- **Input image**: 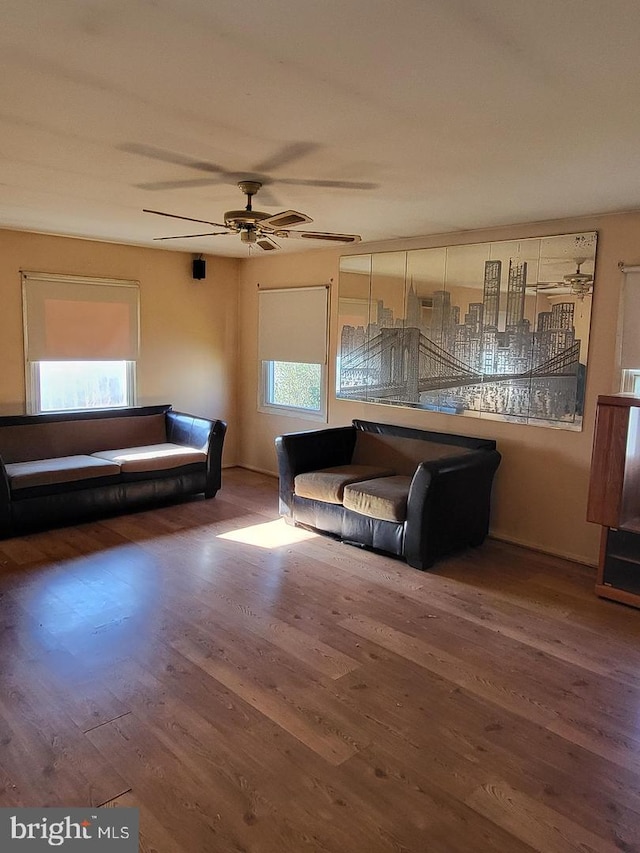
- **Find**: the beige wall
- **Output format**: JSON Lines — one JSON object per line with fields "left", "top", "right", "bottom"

{"left": 237, "top": 212, "right": 640, "bottom": 565}
{"left": 0, "top": 229, "right": 240, "bottom": 464}
{"left": 2, "top": 211, "right": 638, "bottom": 565}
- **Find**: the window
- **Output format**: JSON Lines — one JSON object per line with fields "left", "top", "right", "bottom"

{"left": 258, "top": 286, "right": 328, "bottom": 420}
{"left": 622, "top": 370, "right": 640, "bottom": 395}
{"left": 263, "top": 360, "right": 324, "bottom": 414}
{"left": 22, "top": 272, "right": 139, "bottom": 414}
{"left": 35, "top": 361, "right": 135, "bottom": 412}
{"left": 619, "top": 269, "right": 640, "bottom": 392}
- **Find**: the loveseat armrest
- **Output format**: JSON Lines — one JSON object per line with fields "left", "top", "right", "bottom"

{"left": 275, "top": 426, "right": 356, "bottom": 517}
{"left": 166, "top": 411, "right": 227, "bottom": 498}
{"left": 0, "top": 455, "right": 11, "bottom": 535}
{"left": 404, "top": 449, "right": 501, "bottom": 570}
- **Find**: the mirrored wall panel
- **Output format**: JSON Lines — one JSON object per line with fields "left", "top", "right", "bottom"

{"left": 337, "top": 231, "right": 597, "bottom": 430}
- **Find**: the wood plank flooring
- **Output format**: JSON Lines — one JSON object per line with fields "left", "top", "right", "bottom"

{"left": 1, "top": 467, "right": 639, "bottom": 852}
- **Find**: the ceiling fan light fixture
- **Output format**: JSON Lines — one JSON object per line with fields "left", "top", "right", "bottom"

{"left": 241, "top": 229, "right": 257, "bottom": 244}
{"left": 570, "top": 282, "right": 593, "bottom": 299}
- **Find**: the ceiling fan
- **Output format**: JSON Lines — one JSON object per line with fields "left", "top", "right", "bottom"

{"left": 537, "top": 258, "right": 595, "bottom": 298}
{"left": 121, "top": 141, "right": 378, "bottom": 199}
{"left": 144, "top": 180, "right": 361, "bottom": 251}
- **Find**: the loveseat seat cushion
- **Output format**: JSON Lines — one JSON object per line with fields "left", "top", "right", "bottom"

{"left": 343, "top": 475, "right": 412, "bottom": 522}
{"left": 294, "top": 464, "right": 395, "bottom": 504}
{"left": 91, "top": 443, "right": 207, "bottom": 473}
{"left": 5, "top": 455, "right": 121, "bottom": 490}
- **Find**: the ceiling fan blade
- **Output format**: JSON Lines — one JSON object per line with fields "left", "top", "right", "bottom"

{"left": 143, "top": 208, "right": 228, "bottom": 228}
{"left": 257, "top": 236, "right": 280, "bottom": 251}
{"left": 137, "top": 178, "right": 224, "bottom": 191}
{"left": 277, "top": 178, "right": 378, "bottom": 190}
{"left": 277, "top": 230, "right": 361, "bottom": 243}
{"left": 259, "top": 209, "right": 313, "bottom": 229}
{"left": 153, "top": 231, "right": 230, "bottom": 241}
{"left": 120, "top": 143, "right": 229, "bottom": 175}
{"left": 252, "top": 142, "right": 319, "bottom": 174}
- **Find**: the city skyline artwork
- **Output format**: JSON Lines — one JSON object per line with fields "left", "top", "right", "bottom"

{"left": 337, "top": 231, "right": 597, "bottom": 430}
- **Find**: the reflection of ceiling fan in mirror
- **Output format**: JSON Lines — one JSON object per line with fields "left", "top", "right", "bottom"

{"left": 537, "top": 258, "right": 594, "bottom": 299}
{"left": 144, "top": 180, "right": 362, "bottom": 251}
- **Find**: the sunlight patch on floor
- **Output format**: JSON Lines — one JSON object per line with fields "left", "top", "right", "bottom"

{"left": 217, "top": 519, "right": 317, "bottom": 549}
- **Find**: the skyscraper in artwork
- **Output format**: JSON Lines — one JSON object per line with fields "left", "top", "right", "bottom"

{"left": 505, "top": 260, "right": 527, "bottom": 328}
{"left": 482, "top": 260, "right": 501, "bottom": 328}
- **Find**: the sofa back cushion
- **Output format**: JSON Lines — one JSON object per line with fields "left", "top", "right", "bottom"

{"left": 352, "top": 430, "right": 473, "bottom": 475}
{"left": 0, "top": 414, "right": 167, "bottom": 463}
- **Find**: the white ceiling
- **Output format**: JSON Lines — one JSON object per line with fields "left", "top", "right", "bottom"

{"left": 3, "top": 0, "right": 640, "bottom": 258}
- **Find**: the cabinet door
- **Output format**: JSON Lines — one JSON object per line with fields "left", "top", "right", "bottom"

{"left": 587, "top": 403, "right": 629, "bottom": 527}
{"left": 602, "top": 528, "right": 640, "bottom": 597}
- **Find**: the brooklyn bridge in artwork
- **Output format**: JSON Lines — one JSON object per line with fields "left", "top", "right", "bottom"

{"left": 337, "top": 234, "right": 596, "bottom": 429}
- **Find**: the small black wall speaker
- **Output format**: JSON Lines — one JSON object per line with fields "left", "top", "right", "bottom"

{"left": 192, "top": 258, "right": 206, "bottom": 280}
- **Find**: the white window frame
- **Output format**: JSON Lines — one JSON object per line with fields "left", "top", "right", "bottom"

{"left": 618, "top": 267, "right": 640, "bottom": 393}
{"left": 621, "top": 369, "right": 640, "bottom": 395}
{"left": 257, "top": 285, "right": 329, "bottom": 422}
{"left": 22, "top": 272, "right": 140, "bottom": 414}
{"left": 28, "top": 360, "right": 137, "bottom": 414}
{"left": 259, "top": 360, "right": 327, "bottom": 421}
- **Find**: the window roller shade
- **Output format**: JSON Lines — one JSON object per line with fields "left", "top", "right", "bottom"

{"left": 621, "top": 271, "right": 640, "bottom": 370}
{"left": 23, "top": 273, "right": 140, "bottom": 361}
{"left": 258, "top": 286, "right": 328, "bottom": 364}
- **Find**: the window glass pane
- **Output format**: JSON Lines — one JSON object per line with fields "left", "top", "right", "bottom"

{"left": 38, "top": 361, "right": 130, "bottom": 412}
{"left": 621, "top": 369, "right": 640, "bottom": 394}
{"left": 268, "top": 361, "right": 321, "bottom": 411}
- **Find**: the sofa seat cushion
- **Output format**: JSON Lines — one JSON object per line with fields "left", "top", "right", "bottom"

{"left": 343, "top": 475, "right": 412, "bottom": 522}
{"left": 5, "top": 455, "right": 121, "bottom": 490}
{"left": 294, "top": 465, "right": 395, "bottom": 504}
{"left": 91, "top": 443, "right": 207, "bottom": 473}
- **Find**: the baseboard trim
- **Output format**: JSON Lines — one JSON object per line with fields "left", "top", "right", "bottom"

{"left": 234, "top": 463, "right": 278, "bottom": 478}
{"left": 489, "top": 532, "right": 597, "bottom": 568}
{"left": 225, "top": 469, "right": 598, "bottom": 567}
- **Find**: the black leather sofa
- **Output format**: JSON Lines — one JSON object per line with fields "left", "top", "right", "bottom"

{"left": 0, "top": 405, "right": 226, "bottom": 537}
{"left": 275, "top": 419, "right": 501, "bottom": 569}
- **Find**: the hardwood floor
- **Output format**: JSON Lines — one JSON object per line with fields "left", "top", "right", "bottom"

{"left": 1, "top": 467, "right": 640, "bottom": 852}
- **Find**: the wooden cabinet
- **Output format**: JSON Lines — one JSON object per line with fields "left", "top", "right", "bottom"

{"left": 587, "top": 394, "right": 640, "bottom": 607}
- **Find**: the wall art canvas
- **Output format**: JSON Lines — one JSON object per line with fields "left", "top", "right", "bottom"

{"left": 337, "top": 231, "right": 597, "bottom": 430}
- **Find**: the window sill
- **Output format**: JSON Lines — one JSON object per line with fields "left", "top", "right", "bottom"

{"left": 258, "top": 403, "right": 327, "bottom": 423}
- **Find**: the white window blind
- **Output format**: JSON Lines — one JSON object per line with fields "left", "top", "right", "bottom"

{"left": 620, "top": 271, "right": 640, "bottom": 370}
{"left": 258, "top": 286, "right": 328, "bottom": 364}
{"left": 22, "top": 272, "right": 140, "bottom": 362}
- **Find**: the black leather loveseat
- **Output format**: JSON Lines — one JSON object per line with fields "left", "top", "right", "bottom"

{"left": 276, "top": 419, "right": 501, "bottom": 569}
{"left": 0, "top": 404, "right": 226, "bottom": 537}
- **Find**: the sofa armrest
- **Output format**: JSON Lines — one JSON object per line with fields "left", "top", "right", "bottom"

{"left": 0, "top": 455, "right": 11, "bottom": 536}
{"left": 404, "top": 449, "right": 501, "bottom": 570}
{"left": 166, "top": 411, "right": 227, "bottom": 498}
{"left": 275, "top": 426, "right": 356, "bottom": 517}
